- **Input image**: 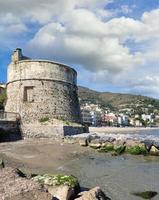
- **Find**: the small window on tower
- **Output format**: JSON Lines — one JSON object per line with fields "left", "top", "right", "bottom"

{"left": 23, "top": 86, "right": 34, "bottom": 102}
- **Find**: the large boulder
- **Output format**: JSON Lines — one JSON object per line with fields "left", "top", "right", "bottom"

{"left": 150, "top": 145, "right": 159, "bottom": 156}
{"left": 153, "top": 141, "right": 159, "bottom": 150}
{"left": 89, "top": 139, "right": 102, "bottom": 149}
{"left": 33, "top": 174, "right": 80, "bottom": 200}
{"left": 48, "top": 185, "right": 75, "bottom": 200}
{"left": 142, "top": 140, "right": 154, "bottom": 152}
{"left": 126, "top": 144, "right": 147, "bottom": 155}
{"left": 79, "top": 138, "right": 88, "bottom": 147}
{"left": 75, "top": 187, "right": 110, "bottom": 200}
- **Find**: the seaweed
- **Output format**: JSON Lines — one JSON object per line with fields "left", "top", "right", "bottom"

{"left": 131, "top": 191, "right": 158, "bottom": 199}
{"left": 127, "top": 145, "right": 147, "bottom": 155}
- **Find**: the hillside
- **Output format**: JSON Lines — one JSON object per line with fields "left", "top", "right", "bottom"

{"left": 78, "top": 86, "right": 159, "bottom": 115}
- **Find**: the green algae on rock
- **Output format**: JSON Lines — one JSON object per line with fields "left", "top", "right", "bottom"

{"left": 33, "top": 174, "right": 79, "bottom": 187}
{"left": 126, "top": 145, "right": 147, "bottom": 155}
{"left": 97, "top": 144, "right": 114, "bottom": 152}
{"left": 131, "top": 191, "right": 158, "bottom": 199}
{"left": 114, "top": 145, "right": 126, "bottom": 155}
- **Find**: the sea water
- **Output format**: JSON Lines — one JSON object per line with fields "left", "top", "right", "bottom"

{"left": 59, "top": 129, "right": 159, "bottom": 200}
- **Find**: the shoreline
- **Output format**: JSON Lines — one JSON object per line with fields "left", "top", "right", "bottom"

{"left": 89, "top": 126, "right": 159, "bottom": 133}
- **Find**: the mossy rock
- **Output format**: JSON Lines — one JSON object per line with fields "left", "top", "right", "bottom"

{"left": 126, "top": 145, "right": 147, "bottom": 155}
{"left": 132, "top": 191, "right": 158, "bottom": 199}
{"left": 97, "top": 147, "right": 109, "bottom": 153}
{"left": 114, "top": 146, "right": 126, "bottom": 155}
{"left": 89, "top": 144, "right": 101, "bottom": 149}
{"left": 103, "top": 144, "right": 114, "bottom": 151}
{"left": 97, "top": 145, "right": 114, "bottom": 153}
{"left": 33, "top": 174, "right": 79, "bottom": 188}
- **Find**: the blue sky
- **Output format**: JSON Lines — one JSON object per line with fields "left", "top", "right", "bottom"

{"left": 1, "top": 0, "right": 159, "bottom": 98}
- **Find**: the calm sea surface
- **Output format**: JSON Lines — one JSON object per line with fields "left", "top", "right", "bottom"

{"left": 59, "top": 129, "right": 159, "bottom": 200}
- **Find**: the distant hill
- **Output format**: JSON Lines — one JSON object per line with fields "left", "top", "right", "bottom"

{"left": 78, "top": 86, "right": 159, "bottom": 115}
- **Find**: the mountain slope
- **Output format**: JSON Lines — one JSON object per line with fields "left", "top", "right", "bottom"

{"left": 78, "top": 86, "right": 159, "bottom": 114}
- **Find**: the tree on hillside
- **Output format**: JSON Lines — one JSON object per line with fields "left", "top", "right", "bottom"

{"left": 0, "top": 89, "right": 7, "bottom": 110}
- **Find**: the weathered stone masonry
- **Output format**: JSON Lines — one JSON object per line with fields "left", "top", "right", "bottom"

{"left": 5, "top": 49, "right": 83, "bottom": 137}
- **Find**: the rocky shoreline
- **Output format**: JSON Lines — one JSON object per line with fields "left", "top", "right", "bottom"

{"left": 69, "top": 133, "right": 159, "bottom": 156}
{"left": 0, "top": 166, "right": 110, "bottom": 200}
{"left": 0, "top": 129, "right": 159, "bottom": 200}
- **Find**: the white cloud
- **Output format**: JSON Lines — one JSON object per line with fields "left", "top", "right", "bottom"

{"left": 121, "top": 5, "right": 133, "bottom": 14}
{"left": 1, "top": 0, "right": 159, "bottom": 97}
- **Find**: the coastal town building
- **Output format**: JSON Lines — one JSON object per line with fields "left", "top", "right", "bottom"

{"left": 91, "top": 110, "right": 102, "bottom": 126}
{"left": 81, "top": 103, "right": 102, "bottom": 126}
{"left": 81, "top": 109, "right": 92, "bottom": 125}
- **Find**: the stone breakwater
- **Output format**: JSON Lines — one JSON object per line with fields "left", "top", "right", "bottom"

{"left": 0, "top": 166, "right": 110, "bottom": 200}
{"left": 69, "top": 133, "right": 159, "bottom": 156}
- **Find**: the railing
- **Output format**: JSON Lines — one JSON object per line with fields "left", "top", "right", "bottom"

{"left": 0, "top": 111, "right": 20, "bottom": 122}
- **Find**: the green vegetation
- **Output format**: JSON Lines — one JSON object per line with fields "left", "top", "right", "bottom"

{"left": 97, "top": 145, "right": 125, "bottom": 155}
{"left": 38, "top": 117, "right": 50, "bottom": 123}
{"left": 33, "top": 174, "right": 79, "bottom": 187}
{"left": 97, "top": 144, "right": 114, "bottom": 153}
{"left": 0, "top": 89, "right": 7, "bottom": 110}
{"left": 78, "top": 86, "right": 159, "bottom": 114}
{"left": 131, "top": 191, "right": 158, "bottom": 199}
{"left": 126, "top": 145, "right": 147, "bottom": 155}
{"left": 114, "top": 146, "right": 126, "bottom": 155}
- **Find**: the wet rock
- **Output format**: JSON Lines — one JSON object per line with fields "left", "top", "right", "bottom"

{"left": 126, "top": 144, "right": 147, "bottom": 155}
{"left": 86, "top": 134, "right": 100, "bottom": 144}
{"left": 150, "top": 146, "right": 159, "bottom": 156}
{"left": 16, "top": 168, "right": 38, "bottom": 179}
{"left": 89, "top": 139, "right": 102, "bottom": 149}
{"left": 114, "top": 145, "right": 126, "bottom": 155}
{"left": 79, "top": 138, "right": 88, "bottom": 147}
{"left": 107, "top": 137, "right": 116, "bottom": 143}
{"left": 101, "top": 142, "right": 114, "bottom": 150}
{"left": 125, "top": 139, "right": 141, "bottom": 147}
{"left": 75, "top": 186, "right": 111, "bottom": 200}
{"left": 48, "top": 185, "right": 76, "bottom": 200}
{"left": 142, "top": 140, "right": 154, "bottom": 152}
{"left": 113, "top": 140, "right": 126, "bottom": 155}
{"left": 113, "top": 140, "right": 126, "bottom": 146}
{"left": 33, "top": 174, "right": 80, "bottom": 199}
{"left": 132, "top": 191, "right": 158, "bottom": 199}
{"left": 153, "top": 141, "right": 159, "bottom": 150}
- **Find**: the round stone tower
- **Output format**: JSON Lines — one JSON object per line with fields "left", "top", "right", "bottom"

{"left": 5, "top": 49, "right": 82, "bottom": 137}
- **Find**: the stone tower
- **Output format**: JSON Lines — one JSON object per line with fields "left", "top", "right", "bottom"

{"left": 5, "top": 49, "right": 83, "bottom": 137}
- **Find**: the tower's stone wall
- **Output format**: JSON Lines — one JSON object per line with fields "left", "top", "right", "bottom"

{"left": 5, "top": 49, "right": 82, "bottom": 127}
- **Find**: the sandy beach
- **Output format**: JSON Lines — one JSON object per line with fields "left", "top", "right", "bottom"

{"left": 0, "top": 138, "right": 91, "bottom": 173}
